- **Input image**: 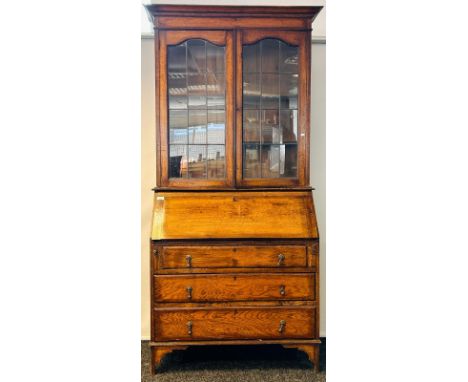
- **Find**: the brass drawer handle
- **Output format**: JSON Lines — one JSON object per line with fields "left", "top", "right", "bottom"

{"left": 278, "top": 320, "right": 286, "bottom": 334}
{"left": 186, "top": 255, "right": 192, "bottom": 268}
{"left": 279, "top": 285, "right": 286, "bottom": 296}
{"left": 186, "top": 286, "right": 192, "bottom": 300}
{"left": 187, "top": 321, "right": 193, "bottom": 336}
{"left": 278, "top": 253, "right": 285, "bottom": 266}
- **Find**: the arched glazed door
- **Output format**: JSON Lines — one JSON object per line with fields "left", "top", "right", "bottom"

{"left": 158, "top": 31, "right": 235, "bottom": 188}
{"left": 236, "top": 30, "right": 310, "bottom": 187}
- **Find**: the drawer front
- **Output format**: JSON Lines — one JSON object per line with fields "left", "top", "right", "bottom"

{"left": 154, "top": 307, "right": 316, "bottom": 341}
{"left": 154, "top": 273, "right": 314, "bottom": 302}
{"left": 160, "top": 245, "right": 307, "bottom": 269}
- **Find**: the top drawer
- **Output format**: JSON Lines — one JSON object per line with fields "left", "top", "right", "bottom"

{"left": 159, "top": 245, "right": 308, "bottom": 270}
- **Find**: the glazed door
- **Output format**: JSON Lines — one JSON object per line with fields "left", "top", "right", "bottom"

{"left": 158, "top": 30, "right": 235, "bottom": 188}
{"left": 236, "top": 30, "right": 310, "bottom": 187}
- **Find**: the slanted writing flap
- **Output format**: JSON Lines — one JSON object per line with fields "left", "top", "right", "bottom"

{"left": 151, "top": 191, "right": 318, "bottom": 240}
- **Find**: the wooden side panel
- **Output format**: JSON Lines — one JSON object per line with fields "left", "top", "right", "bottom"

{"left": 154, "top": 306, "right": 316, "bottom": 340}
{"left": 153, "top": 273, "right": 315, "bottom": 302}
{"left": 151, "top": 191, "right": 318, "bottom": 240}
{"left": 161, "top": 245, "right": 307, "bottom": 269}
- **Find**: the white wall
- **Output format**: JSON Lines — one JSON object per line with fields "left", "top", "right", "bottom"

{"left": 141, "top": 2, "right": 326, "bottom": 339}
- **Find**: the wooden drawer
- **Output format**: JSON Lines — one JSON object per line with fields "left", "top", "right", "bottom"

{"left": 154, "top": 273, "right": 314, "bottom": 302}
{"left": 159, "top": 245, "right": 308, "bottom": 269}
{"left": 154, "top": 306, "right": 316, "bottom": 341}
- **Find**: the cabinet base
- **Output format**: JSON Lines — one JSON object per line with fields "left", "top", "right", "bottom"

{"left": 150, "top": 339, "right": 321, "bottom": 374}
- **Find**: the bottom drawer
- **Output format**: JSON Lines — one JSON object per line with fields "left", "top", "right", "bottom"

{"left": 153, "top": 306, "right": 316, "bottom": 341}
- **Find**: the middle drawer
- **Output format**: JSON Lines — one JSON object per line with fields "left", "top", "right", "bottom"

{"left": 154, "top": 273, "right": 315, "bottom": 303}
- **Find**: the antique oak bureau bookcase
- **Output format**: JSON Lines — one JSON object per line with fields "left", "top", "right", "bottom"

{"left": 145, "top": 4, "right": 322, "bottom": 373}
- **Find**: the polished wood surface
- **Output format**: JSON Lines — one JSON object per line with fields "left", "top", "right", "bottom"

{"left": 153, "top": 306, "right": 316, "bottom": 341}
{"left": 146, "top": 4, "right": 322, "bottom": 374}
{"left": 154, "top": 273, "right": 315, "bottom": 302}
{"left": 145, "top": 5, "right": 322, "bottom": 31}
{"left": 151, "top": 191, "right": 318, "bottom": 240}
{"left": 160, "top": 244, "right": 308, "bottom": 269}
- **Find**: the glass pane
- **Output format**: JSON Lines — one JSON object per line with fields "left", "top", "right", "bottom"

{"left": 188, "top": 145, "right": 207, "bottom": 178}
{"left": 261, "top": 74, "right": 279, "bottom": 109}
{"left": 243, "top": 110, "right": 260, "bottom": 143}
{"left": 207, "top": 73, "right": 225, "bottom": 108}
{"left": 261, "top": 144, "right": 280, "bottom": 178}
{"left": 207, "top": 43, "right": 225, "bottom": 73}
{"left": 207, "top": 145, "right": 225, "bottom": 178}
{"left": 282, "top": 144, "right": 297, "bottom": 177}
{"left": 168, "top": 43, "right": 186, "bottom": 73}
{"left": 280, "top": 110, "right": 298, "bottom": 143}
{"left": 188, "top": 110, "right": 207, "bottom": 144}
{"left": 279, "top": 41, "right": 299, "bottom": 73}
{"left": 261, "top": 110, "right": 281, "bottom": 144}
{"left": 168, "top": 38, "right": 226, "bottom": 182}
{"left": 280, "top": 73, "right": 298, "bottom": 109}
{"left": 168, "top": 74, "right": 187, "bottom": 109}
{"left": 207, "top": 110, "right": 225, "bottom": 144}
{"left": 188, "top": 73, "right": 206, "bottom": 108}
{"left": 169, "top": 145, "right": 188, "bottom": 178}
{"left": 187, "top": 40, "right": 206, "bottom": 73}
{"left": 169, "top": 110, "right": 188, "bottom": 144}
{"left": 243, "top": 74, "right": 260, "bottom": 109}
{"left": 261, "top": 39, "right": 279, "bottom": 73}
{"left": 243, "top": 44, "right": 260, "bottom": 73}
{"left": 242, "top": 38, "right": 299, "bottom": 180}
{"left": 243, "top": 144, "right": 260, "bottom": 178}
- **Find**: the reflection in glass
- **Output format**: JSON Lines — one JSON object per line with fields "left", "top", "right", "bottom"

{"left": 207, "top": 110, "right": 225, "bottom": 144}
{"left": 280, "top": 110, "right": 298, "bottom": 143}
{"left": 187, "top": 40, "right": 206, "bottom": 73}
{"left": 168, "top": 43, "right": 186, "bottom": 73}
{"left": 188, "top": 145, "right": 207, "bottom": 178}
{"left": 207, "top": 73, "right": 225, "bottom": 108}
{"left": 188, "top": 73, "right": 206, "bottom": 108}
{"left": 261, "top": 74, "right": 279, "bottom": 109}
{"left": 243, "top": 43, "right": 260, "bottom": 73}
{"left": 168, "top": 39, "right": 226, "bottom": 179}
{"left": 243, "top": 110, "right": 260, "bottom": 143}
{"left": 169, "top": 145, "right": 188, "bottom": 178}
{"left": 243, "top": 74, "right": 260, "bottom": 109}
{"left": 261, "top": 144, "right": 280, "bottom": 178}
{"left": 283, "top": 144, "right": 298, "bottom": 177}
{"left": 168, "top": 74, "right": 187, "bottom": 109}
{"left": 279, "top": 41, "right": 299, "bottom": 73}
{"left": 261, "top": 110, "right": 280, "bottom": 144}
{"left": 261, "top": 39, "right": 279, "bottom": 73}
{"left": 169, "top": 110, "right": 188, "bottom": 144}
{"left": 188, "top": 110, "right": 206, "bottom": 144}
{"left": 243, "top": 144, "right": 260, "bottom": 179}
{"left": 207, "top": 145, "right": 225, "bottom": 178}
{"left": 207, "top": 44, "right": 225, "bottom": 73}
{"left": 242, "top": 38, "right": 299, "bottom": 179}
{"left": 280, "top": 74, "right": 298, "bottom": 109}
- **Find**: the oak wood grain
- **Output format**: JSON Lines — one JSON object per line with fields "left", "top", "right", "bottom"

{"left": 153, "top": 306, "right": 316, "bottom": 341}
{"left": 151, "top": 191, "right": 318, "bottom": 240}
{"left": 160, "top": 245, "right": 307, "bottom": 269}
{"left": 153, "top": 273, "right": 315, "bottom": 302}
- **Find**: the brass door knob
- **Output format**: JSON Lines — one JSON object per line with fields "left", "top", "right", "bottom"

{"left": 277, "top": 253, "right": 285, "bottom": 266}
{"left": 186, "top": 286, "right": 193, "bottom": 300}
{"left": 278, "top": 320, "right": 286, "bottom": 333}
